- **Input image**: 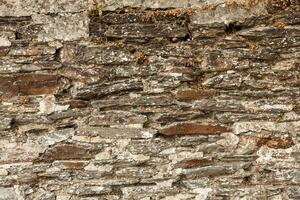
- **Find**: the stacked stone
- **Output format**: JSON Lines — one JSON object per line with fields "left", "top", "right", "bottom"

{"left": 0, "top": 0, "right": 300, "bottom": 199}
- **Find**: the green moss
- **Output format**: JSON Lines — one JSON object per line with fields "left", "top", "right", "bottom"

{"left": 275, "top": 114, "right": 284, "bottom": 122}
{"left": 90, "top": 36, "right": 105, "bottom": 44}
{"left": 96, "top": 0, "right": 104, "bottom": 16}
{"left": 90, "top": 0, "right": 104, "bottom": 16}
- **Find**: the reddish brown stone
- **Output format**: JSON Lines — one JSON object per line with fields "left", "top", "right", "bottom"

{"left": 256, "top": 137, "right": 294, "bottom": 149}
{"left": 17, "top": 74, "right": 58, "bottom": 95}
{"left": 19, "top": 96, "right": 31, "bottom": 104}
{"left": 0, "top": 48, "right": 9, "bottom": 56}
{"left": 174, "top": 159, "right": 214, "bottom": 169}
{"left": 0, "top": 74, "right": 58, "bottom": 97}
{"left": 61, "top": 161, "right": 87, "bottom": 170}
{"left": 294, "top": 104, "right": 300, "bottom": 110}
{"left": 15, "top": 174, "right": 39, "bottom": 185}
{"left": 160, "top": 123, "right": 230, "bottom": 136}
{"left": 266, "top": 137, "right": 294, "bottom": 149}
{"left": 176, "top": 89, "right": 213, "bottom": 101}
{"left": 0, "top": 76, "right": 17, "bottom": 97}
{"left": 67, "top": 100, "right": 89, "bottom": 108}
{"left": 2, "top": 174, "right": 39, "bottom": 187}
{"left": 36, "top": 144, "right": 100, "bottom": 162}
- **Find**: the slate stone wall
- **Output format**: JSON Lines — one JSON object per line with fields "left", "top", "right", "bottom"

{"left": 0, "top": 0, "right": 300, "bottom": 199}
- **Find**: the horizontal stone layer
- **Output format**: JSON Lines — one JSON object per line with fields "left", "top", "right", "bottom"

{"left": 0, "top": 0, "right": 300, "bottom": 199}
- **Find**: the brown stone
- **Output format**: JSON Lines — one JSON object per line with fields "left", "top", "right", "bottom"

{"left": 36, "top": 144, "right": 100, "bottom": 162}
{"left": 160, "top": 123, "right": 230, "bottom": 136}
{"left": 176, "top": 89, "right": 213, "bottom": 101}
{"left": 0, "top": 74, "right": 58, "bottom": 97}
{"left": 61, "top": 161, "right": 87, "bottom": 170}
{"left": 174, "top": 159, "right": 214, "bottom": 169}
{"left": 257, "top": 137, "right": 294, "bottom": 149}
{"left": 60, "top": 44, "right": 76, "bottom": 62}
{"left": 67, "top": 100, "right": 89, "bottom": 108}
{"left": 15, "top": 174, "right": 39, "bottom": 185}
{"left": 0, "top": 48, "right": 9, "bottom": 56}
{"left": 19, "top": 96, "right": 31, "bottom": 104}
{"left": 3, "top": 174, "right": 39, "bottom": 187}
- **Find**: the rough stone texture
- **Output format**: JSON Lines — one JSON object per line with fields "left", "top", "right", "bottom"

{"left": 0, "top": 0, "right": 300, "bottom": 199}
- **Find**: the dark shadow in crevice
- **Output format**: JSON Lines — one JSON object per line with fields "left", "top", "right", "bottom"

{"left": 224, "top": 22, "right": 243, "bottom": 33}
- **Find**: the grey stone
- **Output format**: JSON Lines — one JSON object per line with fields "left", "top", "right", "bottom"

{"left": 89, "top": 111, "right": 147, "bottom": 127}
{"left": 233, "top": 121, "right": 300, "bottom": 135}
{"left": 0, "top": 117, "right": 12, "bottom": 131}
{"left": 77, "top": 126, "right": 157, "bottom": 138}
{"left": 0, "top": 0, "right": 92, "bottom": 16}
{"left": 0, "top": 37, "right": 11, "bottom": 47}
{"left": 0, "top": 0, "right": 299, "bottom": 199}
{"left": 32, "top": 13, "right": 89, "bottom": 41}
{"left": 183, "top": 165, "right": 233, "bottom": 178}
{"left": 191, "top": 1, "right": 267, "bottom": 25}
{"left": 0, "top": 187, "right": 17, "bottom": 200}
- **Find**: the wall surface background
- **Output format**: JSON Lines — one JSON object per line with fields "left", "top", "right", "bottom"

{"left": 0, "top": 0, "right": 300, "bottom": 199}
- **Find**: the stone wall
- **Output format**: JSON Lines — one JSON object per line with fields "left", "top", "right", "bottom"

{"left": 0, "top": 0, "right": 300, "bottom": 199}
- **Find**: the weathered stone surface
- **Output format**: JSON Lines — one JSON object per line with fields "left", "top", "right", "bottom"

{"left": 102, "top": 0, "right": 196, "bottom": 10}
{"left": 183, "top": 165, "right": 234, "bottom": 178}
{"left": 174, "top": 159, "right": 214, "bottom": 169}
{"left": 0, "top": 37, "right": 11, "bottom": 47}
{"left": 0, "top": 74, "right": 59, "bottom": 98}
{"left": 0, "top": 0, "right": 91, "bottom": 16}
{"left": 191, "top": 1, "right": 268, "bottom": 25}
{"left": 32, "top": 13, "right": 89, "bottom": 41}
{"left": 38, "top": 95, "right": 69, "bottom": 115}
{"left": 175, "top": 89, "right": 214, "bottom": 101}
{"left": 77, "top": 126, "right": 156, "bottom": 138}
{"left": 0, "top": 0, "right": 299, "bottom": 199}
{"left": 233, "top": 121, "right": 300, "bottom": 135}
{"left": 37, "top": 143, "right": 101, "bottom": 162}
{"left": 0, "top": 117, "right": 13, "bottom": 131}
{"left": 71, "top": 78, "right": 143, "bottom": 100}
{"left": 160, "top": 123, "right": 230, "bottom": 136}
{"left": 89, "top": 110, "right": 147, "bottom": 127}
{"left": 104, "top": 23, "right": 188, "bottom": 39}
{"left": 0, "top": 187, "right": 17, "bottom": 200}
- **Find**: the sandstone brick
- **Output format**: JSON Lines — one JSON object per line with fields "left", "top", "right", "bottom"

{"left": 160, "top": 123, "right": 230, "bottom": 136}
